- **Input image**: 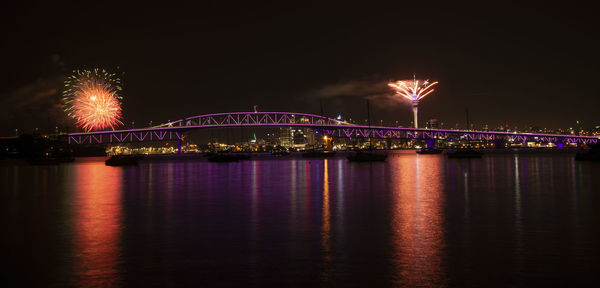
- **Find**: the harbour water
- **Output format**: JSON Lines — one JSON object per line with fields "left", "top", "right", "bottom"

{"left": 2, "top": 151, "right": 599, "bottom": 286}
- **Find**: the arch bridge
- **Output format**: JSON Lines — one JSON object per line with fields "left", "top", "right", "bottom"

{"left": 65, "top": 111, "right": 599, "bottom": 148}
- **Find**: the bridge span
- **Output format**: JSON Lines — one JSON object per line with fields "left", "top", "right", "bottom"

{"left": 65, "top": 111, "right": 599, "bottom": 146}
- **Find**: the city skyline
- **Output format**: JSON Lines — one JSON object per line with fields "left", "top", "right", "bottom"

{"left": 1, "top": 2, "right": 598, "bottom": 134}
{"left": 3, "top": 3, "right": 600, "bottom": 287}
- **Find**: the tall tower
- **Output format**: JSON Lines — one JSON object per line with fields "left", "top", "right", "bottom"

{"left": 412, "top": 101, "right": 419, "bottom": 129}
{"left": 388, "top": 75, "right": 438, "bottom": 129}
{"left": 411, "top": 73, "right": 419, "bottom": 129}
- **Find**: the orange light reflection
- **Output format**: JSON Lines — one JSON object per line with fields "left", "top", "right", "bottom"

{"left": 321, "top": 160, "right": 332, "bottom": 282}
{"left": 72, "top": 161, "right": 123, "bottom": 286}
{"left": 390, "top": 155, "right": 446, "bottom": 286}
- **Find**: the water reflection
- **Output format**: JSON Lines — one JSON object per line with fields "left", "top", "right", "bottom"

{"left": 71, "top": 162, "right": 123, "bottom": 286}
{"left": 305, "top": 161, "right": 312, "bottom": 229}
{"left": 4, "top": 152, "right": 600, "bottom": 286}
{"left": 514, "top": 155, "right": 524, "bottom": 276}
{"left": 251, "top": 161, "right": 261, "bottom": 226}
{"left": 321, "top": 159, "right": 332, "bottom": 283}
{"left": 290, "top": 159, "right": 297, "bottom": 233}
{"left": 390, "top": 155, "right": 446, "bottom": 286}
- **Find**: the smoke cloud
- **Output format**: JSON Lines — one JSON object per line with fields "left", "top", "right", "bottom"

{"left": 311, "top": 79, "right": 407, "bottom": 110}
{"left": 0, "top": 75, "right": 75, "bottom": 135}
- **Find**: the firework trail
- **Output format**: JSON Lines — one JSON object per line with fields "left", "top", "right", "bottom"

{"left": 63, "top": 69, "right": 123, "bottom": 131}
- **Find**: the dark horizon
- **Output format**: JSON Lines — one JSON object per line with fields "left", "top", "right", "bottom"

{"left": 1, "top": 2, "right": 598, "bottom": 135}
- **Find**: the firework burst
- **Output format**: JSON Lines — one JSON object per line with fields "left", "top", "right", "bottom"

{"left": 63, "top": 69, "right": 123, "bottom": 131}
{"left": 388, "top": 75, "right": 438, "bottom": 128}
{"left": 387, "top": 77, "right": 438, "bottom": 102}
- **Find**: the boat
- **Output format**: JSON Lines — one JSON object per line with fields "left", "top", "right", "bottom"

{"left": 207, "top": 153, "right": 250, "bottom": 162}
{"left": 57, "top": 155, "right": 76, "bottom": 162}
{"left": 271, "top": 150, "right": 290, "bottom": 157}
{"left": 446, "top": 148, "right": 483, "bottom": 158}
{"left": 235, "top": 154, "right": 251, "bottom": 160}
{"left": 105, "top": 155, "right": 141, "bottom": 166}
{"left": 302, "top": 150, "right": 336, "bottom": 158}
{"left": 575, "top": 152, "right": 600, "bottom": 161}
{"left": 347, "top": 151, "right": 387, "bottom": 162}
{"left": 347, "top": 100, "right": 388, "bottom": 162}
{"left": 207, "top": 154, "right": 240, "bottom": 162}
{"left": 575, "top": 144, "right": 600, "bottom": 161}
{"left": 27, "top": 157, "right": 60, "bottom": 165}
{"left": 416, "top": 148, "right": 443, "bottom": 154}
{"left": 446, "top": 108, "right": 483, "bottom": 159}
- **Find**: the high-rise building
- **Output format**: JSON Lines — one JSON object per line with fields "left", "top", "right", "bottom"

{"left": 279, "top": 127, "right": 292, "bottom": 147}
{"left": 426, "top": 119, "right": 440, "bottom": 129}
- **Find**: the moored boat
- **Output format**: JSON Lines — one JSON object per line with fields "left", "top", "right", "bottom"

{"left": 105, "top": 155, "right": 141, "bottom": 166}
{"left": 347, "top": 151, "right": 387, "bottom": 162}
{"left": 575, "top": 144, "right": 600, "bottom": 161}
{"left": 27, "top": 157, "right": 60, "bottom": 165}
{"left": 446, "top": 148, "right": 483, "bottom": 159}
{"left": 416, "top": 148, "right": 443, "bottom": 154}
{"left": 302, "top": 151, "right": 336, "bottom": 158}
{"left": 207, "top": 153, "right": 250, "bottom": 162}
{"left": 271, "top": 150, "right": 290, "bottom": 157}
{"left": 346, "top": 100, "right": 388, "bottom": 162}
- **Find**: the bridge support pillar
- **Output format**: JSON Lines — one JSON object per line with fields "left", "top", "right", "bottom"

{"left": 494, "top": 138, "right": 505, "bottom": 149}
{"left": 177, "top": 138, "right": 182, "bottom": 155}
{"left": 425, "top": 138, "right": 435, "bottom": 149}
{"left": 325, "top": 136, "right": 333, "bottom": 151}
{"left": 556, "top": 141, "right": 565, "bottom": 149}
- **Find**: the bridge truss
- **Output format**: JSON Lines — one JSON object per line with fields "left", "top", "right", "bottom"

{"left": 322, "top": 127, "right": 598, "bottom": 144}
{"left": 65, "top": 111, "right": 599, "bottom": 145}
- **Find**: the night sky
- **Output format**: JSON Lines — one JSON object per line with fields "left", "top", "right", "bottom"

{"left": 1, "top": 1, "right": 598, "bottom": 134}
